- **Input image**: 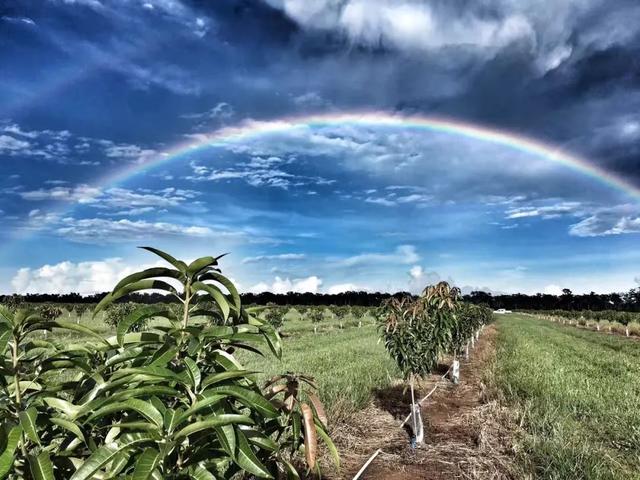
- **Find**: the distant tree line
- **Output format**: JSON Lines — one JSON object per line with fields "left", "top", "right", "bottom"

{"left": 2, "top": 287, "right": 640, "bottom": 311}
{"left": 0, "top": 290, "right": 408, "bottom": 307}
{"left": 464, "top": 288, "right": 640, "bottom": 312}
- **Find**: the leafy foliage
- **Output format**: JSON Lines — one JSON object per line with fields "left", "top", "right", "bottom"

{"left": 36, "top": 305, "right": 62, "bottom": 322}
{"left": 0, "top": 247, "right": 337, "bottom": 479}
{"left": 103, "top": 302, "right": 143, "bottom": 331}
{"left": 262, "top": 308, "right": 285, "bottom": 330}
{"left": 379, "top": 282, "right": 491, "bottom": 378}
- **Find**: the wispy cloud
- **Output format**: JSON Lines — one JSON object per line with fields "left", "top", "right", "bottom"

{"left": 570, "top": 205, "right": 640, "bottom": 237}
{"left": 186, "top": 157, "right": 335, "bottom": 190}
{"left": 242, "top": 253, "right": 306, "bottom": 264}
{"left": 334, "top": 245, "right": 420, "bottom": 267}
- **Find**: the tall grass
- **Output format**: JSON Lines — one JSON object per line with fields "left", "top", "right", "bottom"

{"left": 495, "top": 314, "right": 640, "bottom": 479}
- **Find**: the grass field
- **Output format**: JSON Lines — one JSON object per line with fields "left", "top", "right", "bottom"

{"left": 495, "top": 314, "right": 640, "bottom": 479}
{"left": 30, "top": 305, "right": 640, "bottom": 478}
{"left": 240, "top": 313, "right": 400, "bottom": 422}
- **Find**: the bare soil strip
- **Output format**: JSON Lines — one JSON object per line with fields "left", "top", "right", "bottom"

{"left": 326, "top": 325, "right": 519, "bottom": 480}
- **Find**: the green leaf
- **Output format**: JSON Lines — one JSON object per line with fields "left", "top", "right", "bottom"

{"left": 109, "top": 386, "right": 180, "bottom": 403}
{"left": 176, "top": 394, "right": 224, "bottom": 425}
{"left": 192, "top": 282, "right": 230, "bottom": 321}
{"left": 0, "top": 306, "right": 13, "bottom": 326}
{"left": 51, "top": 320, "right": 111, "bottom": 345}
{"left": 50, "top": 417, "right": 85, "bottom": 443}
{"left": 187, "top": 256, "right": 218, "bottom": 277}
{"left": 117, "top": 305, "right": 173, "bottom": 347}
{"left": 44, "top": 397, "right": 82, "bottom": 419}
{"left": 69, "top": 433, "right": 152, "bottom": 480}
{"left": 240, "top": 427, "right": 278, "bottom": 452}
{"left": 132, "top": 447, "right": 161, "bottom": 480}
{"left": 113, "top": 267, "right": 183, "bottom": 293}
{"left": 198, "top": 271, "right": 240, "bottom": 310}
{"left": 201, "top": 370, "right": 257, "bottom": 389}
{"left": 189, "top": 464, "right": 217, "bottom": 480}
{"left": 139, "top": 247, "right": 188, "bottom": 273}
{"left": 174, "top": 414, "right": 253, "bottom": 440}
{"left": 206, "top": 385, "right": 279, "bottom": 419}
{"left": 184, "top": 357, "right": 201, "bottom": 390}
{"left": 214, "top": 424, "right": 236, "bottom": 458}
{"left": 235, "top": 428, "right": 273, "bottom": 479}
{"left": 0, "top": 327, "right": 11, "bottom": 356}
{"left": 259, "top": 324, "right": 282, "bottom": 360}
{"left": 315, "top": 421, "right": 340, "bottom": 468}
{"left": 95, "top": 280, "right": 177, "bottom": 316}
{"left": 19, "top": 407, "right": 40, "bottom": 445}
{"left": 28, "top": 451, "right": 55, "bottom": 480}
{"left": 163, "top": 409, "right": 180, "bottom": 433}
{"left": 0, "top": 425, "right": 22, "bottom": 479}
{"left": 281, "top": 459, "right": 300, "bottom": 480}
{"left": 85, "top": 399, "right": 163, "bottom": 428}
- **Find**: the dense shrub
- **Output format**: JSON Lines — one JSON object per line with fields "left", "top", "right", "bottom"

{"left": 0, "top": 247, "right": 337, "bottom": 479}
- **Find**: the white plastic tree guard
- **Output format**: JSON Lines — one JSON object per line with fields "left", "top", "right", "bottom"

{"left": 465, "top": 342, "right": 469, "bottom": 361}
{"left": 408, "top": 376, "right": 424, "bottom": 446}
{"left": 408, "top": 402, "right": 424, "bottom": 445}
{"left": 450, "top": 359, "right": 460, "bottom": 384}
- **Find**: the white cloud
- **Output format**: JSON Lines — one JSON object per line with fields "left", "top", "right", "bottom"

{"left": 409, "top": 265, "right": 423, "bottom": 279}
{"left": 293, "top": 92, "right": 331, "bottom": 109}
{"left": 20, "top": 185, "right": 102, "bottom": 203}
{"left": 543, "top": 284, "right": 563, "bottom": 296}
{"left": 17, "top": 186, "right": 198, "bottom": 212}
{"left": 505, "top": 202, "right": 583, "bottom": 219}
{"left": 242, "top": 253, "right": 306, "bottom": 264}
{"left": 248, "top": 275, "right": 323, "bottom": 294}
{"left": 1, "top": 16, "right": 36, "bottom": 26}
{"left": 186, "top": 156, "right": 334, "bottom": 190}
{"left": 569, "top": 205, "right": 640, "bottom": 237}
{"left": 181, "top": 102, "right": 235, "bottom": 121}
{"left": 265, "top": 0, "right": 535, "bottom": 53}
{"left": 365, "top": 192, "right": 432, "bottom": 207}
{"left": 11, "top": 258, "right": 158, "bottom": 295}
{"left": 326, "top": 283, "right": 362, "bottom": 294}
{"left": 0, "top": 135, "right": 30, "bottom": 152}
{"left": 55, "top": 217, "right": 227, "bottom": 242}
{"left": 336, "top": 245, "right": 420, "bottom": 267}
{"left": 99, "top": 140, "right": 157, "bottom": 163}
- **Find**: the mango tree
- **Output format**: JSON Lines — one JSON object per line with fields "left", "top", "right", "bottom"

{"left": 379, "top": 282, "right": 460, "bottom": 445}
{"left": 0, "top": 247, "right": 337, "bottom": 479}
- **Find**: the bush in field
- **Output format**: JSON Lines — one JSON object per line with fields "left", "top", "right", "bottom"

{"left": 2, "top": 295, "right": 23, "bottom": 313}
{"left": 74, "top": 304, "right": 89, "bottom": 322}
{"left": 0, "top": 247, "right": 337, "bottom": 479}
{"left": 307, "top": 308, "right": 324, "bottom": 324}
{"left": 37, "top": 304, "right": 62, "bottom": 321}
{"left": 263, "top": 307, "right": 284, "bottom": 330}
{"left": 103, "top": 301, "right": 143, "bottom": 331}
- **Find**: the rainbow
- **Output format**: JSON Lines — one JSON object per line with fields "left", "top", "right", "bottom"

{"left": 102, "top": 111, "right": 640, "bottom": 200}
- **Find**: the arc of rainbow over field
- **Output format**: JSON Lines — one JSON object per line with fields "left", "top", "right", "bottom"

{"left": 102, "top": 112, "right": 640, "bottom": 202}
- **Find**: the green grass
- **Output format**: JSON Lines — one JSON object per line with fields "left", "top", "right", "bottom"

{"left": 495, "top": 314, "right": 640, "bottom": 479}
{"left": 240, "top": 317, "right": 399, "bottom": 422}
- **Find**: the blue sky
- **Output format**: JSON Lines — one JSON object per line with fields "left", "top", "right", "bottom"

{"left": 1, "top": 0, "right": 640, "bottom": 295}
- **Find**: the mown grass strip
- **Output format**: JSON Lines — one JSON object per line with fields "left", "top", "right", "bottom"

{"left": 240, "top": 322, "right": 399, "bottom": 422}
{"left": 495, "top": 314, "right": 640, "bottom": 479}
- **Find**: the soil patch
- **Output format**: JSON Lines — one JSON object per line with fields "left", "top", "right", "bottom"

{"left": 324, "top": 325, "right": 519, "bottom": 480}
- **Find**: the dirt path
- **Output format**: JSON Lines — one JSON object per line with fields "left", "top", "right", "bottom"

{"left": 327, "top": 325, "right": 518, "bottom": 480}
